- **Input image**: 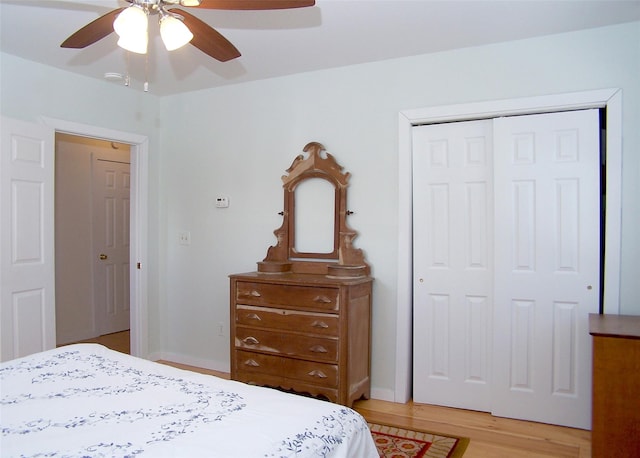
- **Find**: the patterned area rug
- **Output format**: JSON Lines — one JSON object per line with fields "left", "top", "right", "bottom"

{"left": 369, "top": 423, "right": 469, "bottom": 458}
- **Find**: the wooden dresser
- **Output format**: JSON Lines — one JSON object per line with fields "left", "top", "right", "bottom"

{"left": 589, "top": 313, "right": 640, "bottom": 458}
{"left": 229, "top": 142, "right": 373, "bottom": 407}
{"left": 230, "top": 272, "right": 372, "bottom": 406}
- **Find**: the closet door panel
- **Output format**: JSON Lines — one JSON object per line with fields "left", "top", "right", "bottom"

{"left": 413, "top": 119, "right": 493, "bottom": 412}
{"left": 492, "top": 109, "right": 600, "bottom": 429}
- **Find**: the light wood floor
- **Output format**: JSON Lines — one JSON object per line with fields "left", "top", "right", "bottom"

{"left": 78, "top": 330, "right": 591, "bottom": 457}
{"left": 61, "top": 330, "right": 131, "bottom": 354}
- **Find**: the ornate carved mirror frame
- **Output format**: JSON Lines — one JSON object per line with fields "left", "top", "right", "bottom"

{"left": 257, "top": 142, "right": 370, "bottom": 278}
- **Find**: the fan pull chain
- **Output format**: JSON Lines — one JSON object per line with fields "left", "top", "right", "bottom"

{"left": 144, "top": 52, "right": 149, "bottom": 92}
{"left": 125, "top": 51, "right": 130, "bottom": 87}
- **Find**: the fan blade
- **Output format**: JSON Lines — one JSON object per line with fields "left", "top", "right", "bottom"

{"left": 169, "top": 8, "right": 241, "bottom": 62}
{"left": 192, "top": 0, "right": 314, "bottom": 10}
{"left": 61, "top": 8, "right": 124, "bottom": 48}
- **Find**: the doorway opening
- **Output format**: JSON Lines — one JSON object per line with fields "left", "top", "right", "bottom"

{"left": 55, "top": 133, "right": 131, "bottom": 346}
{"left": 42, "top": 117, "right": 149, "bottom": 358}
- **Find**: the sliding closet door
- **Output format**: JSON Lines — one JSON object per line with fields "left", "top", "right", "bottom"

{"left": 412, "top": 119, "right": 494, "bottom": 412}
{"left": 413, "top": 109, "right": 600, "bottom": 429}
{"left": 492, "top": 109, "right": 600, "bottom": 429}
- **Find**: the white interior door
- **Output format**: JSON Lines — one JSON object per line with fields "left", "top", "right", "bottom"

{"left": 492, "top": 109, "right": 600, "bottom": 429}
{"left": 412, "top": 120, "right": 494, "bottom": 411}
{"left": 1, "top": 117, "right": 55, "bottom": 361}
{"left": 412, "top": 109, "right": 600, "bottom": 429}
{"left": 92, "top": 154, "right": 131, "bottom": 335}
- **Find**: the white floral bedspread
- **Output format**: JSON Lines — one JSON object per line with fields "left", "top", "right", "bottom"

{"left": 0, "top": 344, "right": 377, "bottom": 457}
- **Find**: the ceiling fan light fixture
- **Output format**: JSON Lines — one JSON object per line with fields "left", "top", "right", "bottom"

{"left": 113, "top": 5, "right": 148, "bottom": 38}
{"left": 117, "top": 31, "right": 149, "bottom": 54}
{"left": 160, "top": 14, "right": 194, "bottom": 51}
{"left": 63, "top": 0, "right": 315, "bottom": 64}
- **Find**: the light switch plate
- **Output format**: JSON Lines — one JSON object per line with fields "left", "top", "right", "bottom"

{"left": 178, "top": 231, "right": 191, "bottom": 245}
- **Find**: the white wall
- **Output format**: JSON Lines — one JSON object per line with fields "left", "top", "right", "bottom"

{"left": 157, "top": 22, "right": 640, "bottom": 397}
{"left": 2, "top": 21, "right": 639, "bottom": 399}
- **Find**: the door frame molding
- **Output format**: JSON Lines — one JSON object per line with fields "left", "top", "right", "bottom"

{"left": 395, "top": 88, "right": 622, "bottom": 403}
{"left": 41, "top": 117, "right": 149, "bottom": 359}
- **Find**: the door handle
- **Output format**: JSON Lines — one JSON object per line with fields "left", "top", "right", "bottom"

{"left": 99, "top": 254, "right": 108, "bottom": 260}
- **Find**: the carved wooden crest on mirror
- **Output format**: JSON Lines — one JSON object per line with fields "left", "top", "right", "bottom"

{"left": 257, "top": 141, "right": 370, "bottom": 278}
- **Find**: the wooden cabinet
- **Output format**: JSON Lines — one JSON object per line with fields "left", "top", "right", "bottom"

{"left": 230, "top": 272, "right": 372, "bottom": 406}
{"left": 231, "top": 142, "right": 373, "bottom": 406}
{"left": 589, "top": 314, "right": 640, "bottom": 458}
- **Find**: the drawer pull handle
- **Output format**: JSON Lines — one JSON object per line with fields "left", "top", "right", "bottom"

{"left": 308, "top": 369, "right": 327, "bottom": 379}
{"left": 310, "top": 345, "right": 328, "bottom": 353}
{"left": 246, "top": 313, "right": 262, "bottom": 321}
{"left": 242, "top": 336, "right": 260, "bottom": 345}
{"left": 244, "top": 359, "right": 260, "bottom": 367}
{"left": 311, "top": 320, "right": 329, "bottom": 329}
{"left": 313, "top": 295, "right": 332, "bottom": 304}
{"left": 250, "top": 290, "right": 262, "bottom": 297}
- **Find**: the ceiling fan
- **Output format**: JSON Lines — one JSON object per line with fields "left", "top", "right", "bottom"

{"left": 60, "top": 0, "right": 316, "bottom": 62}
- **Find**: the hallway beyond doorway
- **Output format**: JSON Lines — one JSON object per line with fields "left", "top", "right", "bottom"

{"left": 60, "top": 330, "right": 130, "bottom": 355}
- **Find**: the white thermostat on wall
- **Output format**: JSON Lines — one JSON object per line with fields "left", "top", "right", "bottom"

{"left": 215, "top": 196, "right": 229, "bottom": 208}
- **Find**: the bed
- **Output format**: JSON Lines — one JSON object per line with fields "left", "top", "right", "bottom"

{"left": 0, "top": 344, "right": 377, "bottom": 457}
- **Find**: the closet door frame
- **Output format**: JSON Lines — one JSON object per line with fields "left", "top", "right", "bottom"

{"left": 394, "top": 88, "right": 622, "bottom": 403}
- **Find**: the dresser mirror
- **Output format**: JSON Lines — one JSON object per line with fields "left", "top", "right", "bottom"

{"left": 293, "top": 177, "right": 336, "bottom": 255}
{"left": 257, "top": 141, "right": 369, "bottom": 277}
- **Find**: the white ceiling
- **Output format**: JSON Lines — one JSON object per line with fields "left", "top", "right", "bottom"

{"left": 1, "top": 0, "right": 639, "bottom": 96}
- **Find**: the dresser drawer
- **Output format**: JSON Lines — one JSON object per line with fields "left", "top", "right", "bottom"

{"left": 284, "top": 358, "right": 338, "bottom": 388}
{"left": 234, "top": 350, "right": 338, "bottom": 388}
{"left": 235, "top": 305, "right": 339, "bottom": 337}
{"left": 236, "top": 281, "right": 339, "bottom": 311}
{"left": 235, "top": 350, "right": 284, "bottom": 377}
{"left": 235, "top": 327, "right": 338, "bottom": 362}
{"left": 234, "top": 370, "right": 339, "bottom": 403}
